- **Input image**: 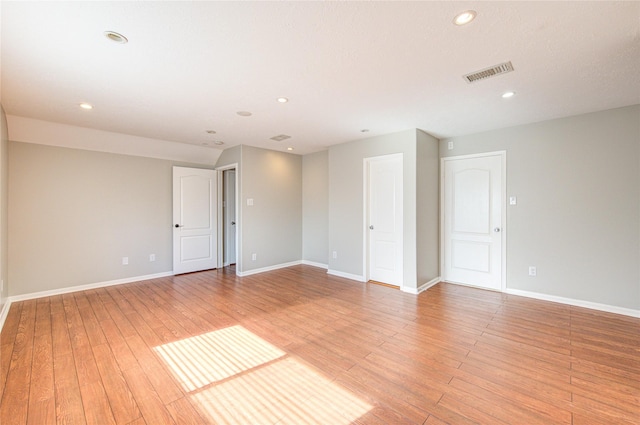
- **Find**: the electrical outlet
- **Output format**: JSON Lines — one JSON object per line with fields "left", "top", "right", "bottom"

{"left": 149, "top": 254, "right": 156, "bottom": 262}
{"left": 247, "top": 198, "right": 254, "bottom": 206}
{"left": 528, "top": 266, "right": 537, "bottom": 276}
{"left": 122, "top": 257, "right": 129, "bottom": 265}
{"left": 332, "top": 251, "right": 337, "bottom": 259}
{"left": 448, "top": 141, "right": 454, "bottom": 150}
{"left": 252, "top": 253, "right": 257, "bottom": 261}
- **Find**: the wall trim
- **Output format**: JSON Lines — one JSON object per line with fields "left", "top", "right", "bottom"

{"left": 327, "top": 269, "right": 366, "bottom": 282}
{"left": 402, "top": 276, "right": 441, "bottom": 295}
{"left": 0, "top": 301, "right": 11, "bottom": 334}
{"left": 0, "top": 271, "right": 175, "bottom": 333}
{"left": 300, "top": 260, "right": 328, "bottom": 269}
{"left": 505, "top": 288, "right": 640, "bottom": 318}
{"left": 236, "top": 261, "right": 302, "bottom": 277}
{"left": 7, "top": 272, "right": 174, "bottom": 303}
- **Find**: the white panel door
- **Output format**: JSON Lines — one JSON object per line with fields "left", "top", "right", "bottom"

{"left": 443, "top": 154, "right": 504, "bottom": 290}
{"left": 173, "top": 167, "right": 217, "bottom": 274}
{"left": 223, "top": 169, "right": 236, "bottom": 265}
{"left": 367, "top": 154, "right": 403, "bottom": 286}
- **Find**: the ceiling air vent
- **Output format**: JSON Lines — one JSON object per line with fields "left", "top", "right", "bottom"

{"left": 270, "top": 134, "right": 291, "bottom": 142}
{"left": 463, "top": 61, "right": 514, "bottom": 83}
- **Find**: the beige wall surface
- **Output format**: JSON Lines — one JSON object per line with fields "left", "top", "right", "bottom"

{"left": 217, "top": 145, "right": 303, "bottom": 273}
{"left": 8, "top": 142, "right": 209, "bottom": 296}
{"left": 441, "top": 105, "right": 640, "bottom": 310}
{"left": 215, "top": 145, "right": 243, "bottom": 270}
{"left": 416, "top": 129, "right": 440, "bottom": 286}
{"left": 239, "top": 146, "right": 302, "bottom": 272}
{"left": 0, "top": 107, "right": 8, "bottom": 307}
{"left": 302, "top": 151, "right": 329, "bottom": 266}
{"left": 328, "top": 129, "right": 419, "bottom": 290}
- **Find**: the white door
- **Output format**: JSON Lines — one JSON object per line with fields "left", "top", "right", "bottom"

{"left": 367, "top": 154, "right": 403, "bottom": 286}
{"left": 443, "top": 153, "right": 504, "bottom": 290}
{"left": 223, "top": 169, "right": 236, "bottom": 265}
{"left": 173, "top": 167, "right": 217, "bottom": 274}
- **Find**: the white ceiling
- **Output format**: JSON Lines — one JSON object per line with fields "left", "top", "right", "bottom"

{"left": 2, "top": 1, "right": 639, "bottom": 155}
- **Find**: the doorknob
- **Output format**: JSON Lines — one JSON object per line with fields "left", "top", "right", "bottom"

{"left": 175, "top": 224, "right": 184, "bottom": 228}
{"left": 369, "top": 225, "right": 374, "bottom": 230}
{"left": 231, "top": 221, "right": 236, "bottom": 225}
{"left": 494, "top": 227, "right": 501, "bottom": 232}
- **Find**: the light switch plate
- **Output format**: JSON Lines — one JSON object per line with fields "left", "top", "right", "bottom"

{"left": 509, "top": 196, "right": 517, "bottom": 205}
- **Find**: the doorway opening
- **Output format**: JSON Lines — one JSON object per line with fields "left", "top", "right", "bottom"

{"left": 221, "top": 168, "right": 237, "bottom": 269}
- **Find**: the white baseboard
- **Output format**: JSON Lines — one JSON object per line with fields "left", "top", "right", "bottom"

{"left": 326, "top": 269, "right": 366, "bottom": 282}
{"left": 0, "top": 300, "right": 11, "bottom": 334}
{"left": 7, "top": 271, "right": 174, "bottom": 303}
{"left": 504, "top": 288, "right": 640, "bottom": 318}
{"left": 403, "top": 276, "right": 441, "bottom": 295}
{"left": 300, "top": 260, "right": 329, "bottom": 269}
{"left": 0, "top": 271, "right": 175, "bottom": 333}
{"left": 236, "top": 261, "right": 302, "bottom": 277}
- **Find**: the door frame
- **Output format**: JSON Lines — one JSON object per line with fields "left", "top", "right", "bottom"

{"left": 362, "top": 153, "right": 404, "bottom": 288}
{"left": 440, "top": 151, "right": 507, "bottom": 292}
{"left": 216, "top": 163, "right": 239, "bottom": 273}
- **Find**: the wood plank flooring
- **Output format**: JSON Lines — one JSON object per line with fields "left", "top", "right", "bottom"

{"left": 1, "top": 265, "right": 638, "bottom": 424}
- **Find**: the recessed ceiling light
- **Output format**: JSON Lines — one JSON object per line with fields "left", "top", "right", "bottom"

{"left": 277, "top": 97, "right": 289, "bottom": 103}
{"left": 453, "top": 10, "right": 477, "bottom": 26}
{"left": 502, "top": 91, "right": 516, "bottom": 98}
{"left": 237, "top": 111, "right": 252, "bottom": 117}
{"left": 79, "top": 102, "right": 93, "bottom": 110}
{"left": 213, "top": 141, "right": 225, "bottom": 145}
{"left": 206, "top": 130, "right": 216, "bottom": 134}
{"left": 287, "top": 147, "right": 294, "bottom": 151}
{"left": 104, "top": 31, "right": 128, "bottom": 44}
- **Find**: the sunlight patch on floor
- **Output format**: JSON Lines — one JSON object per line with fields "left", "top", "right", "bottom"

{"left": 154, "top": 325, "right": 371, "bottom": 424}
{"left": 154, "top": 325, "right": 285, "bottom": 391}
{"left": 192, "top": 356, "right": 371, "bottom": 424}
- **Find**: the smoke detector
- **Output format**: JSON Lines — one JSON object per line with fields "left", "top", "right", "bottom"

{"left": 463, "top": 61, "right": 514, "bottom": 83}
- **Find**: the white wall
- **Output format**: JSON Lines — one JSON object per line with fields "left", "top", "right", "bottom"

{"left": 441, "top": 105, "right": 640, "bottom": 311}
{"left": 302, "top": 151, "right": 328, "bottom": 266}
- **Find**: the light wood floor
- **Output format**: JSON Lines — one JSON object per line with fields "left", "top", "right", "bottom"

{"left": 1, "top": 265, "right": 638, "bottom": 424}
